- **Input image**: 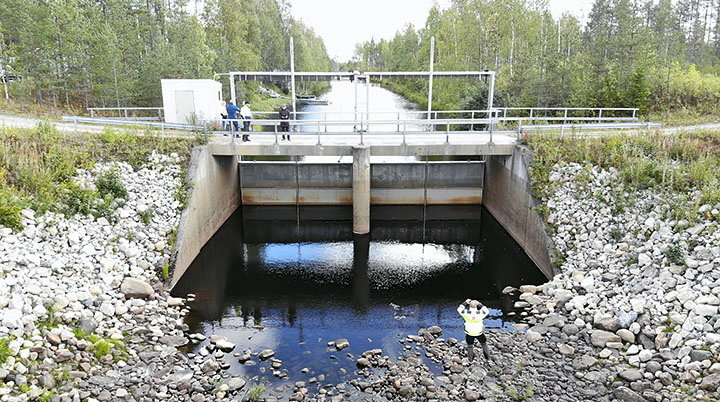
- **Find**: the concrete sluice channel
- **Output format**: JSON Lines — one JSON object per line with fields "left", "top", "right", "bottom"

{"left": 168, "top": 82, "right": 551, "bottom": 398}
{"left": 172, "top": 205, "right": 546, "bottom": 394}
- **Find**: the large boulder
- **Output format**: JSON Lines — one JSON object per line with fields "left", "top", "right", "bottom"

{"left": 591, "top": 330, "right": 622, "bottom": 348}
{"left": 120, "top": 277, "right": 154, "bottom": 299}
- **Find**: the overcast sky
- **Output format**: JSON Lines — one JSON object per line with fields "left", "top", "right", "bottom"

{"left": 290, "top": 0, "right": 596, "bottom": 61}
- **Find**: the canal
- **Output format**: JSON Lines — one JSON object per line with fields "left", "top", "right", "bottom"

{"left": 172, "top": 82, "right": 546, "bottom": 397}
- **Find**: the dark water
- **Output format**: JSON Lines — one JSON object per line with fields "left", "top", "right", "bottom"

{"left": 173, "top": 205, "right": 546, "bottom": 390}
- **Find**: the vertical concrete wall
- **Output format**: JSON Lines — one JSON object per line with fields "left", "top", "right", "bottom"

{"left": 170, "top": 145, "right": 241, "bottom": 288}
{"left": 484, "top": 145, "right": 555, "bottom": 279}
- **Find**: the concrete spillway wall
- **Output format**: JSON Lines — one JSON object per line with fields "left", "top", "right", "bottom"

{"left": 484, "top": 145, "right": 555, "bottom": 279}
{"left": 170, "top": 145, "right": 241, "bottom": 288}
{"left": 238, "top": 161, "right": 484, "bottom": 205}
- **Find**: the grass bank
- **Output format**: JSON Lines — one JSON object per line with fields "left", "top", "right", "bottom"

{"left": 524, "top": 130, "right": 720, "bottom": 222}
{"left": 0, "top": 123, "right": 200, "bottom": 231}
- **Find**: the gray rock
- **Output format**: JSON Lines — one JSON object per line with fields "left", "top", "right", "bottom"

{"left": 594, "top": 316, "right": 621, "bottom": 332}
{"left": 699, "top": 373, "right": 720, "bottom": 391}
{"left": 645, "top": 361, "right": 662, "bottom": 374}
{"left": 77, "top": 317, "right": 98, "bottom": 334}
{"left": 225, "top": 377, "right": 246, "bottom": 391}
{"left": 160, "top": 336, "right": 188, "bottom": 348}
{"left": 259, "top": 349, "right": 275, "bottom": 359}
{"left": 55, "top": 349, "right": 73, "bottom": 362}
{"left": 619, "top": 369, "right": 643, "bottom": 382}
{"left": 200, "top": 359, "right": 220, "bottom": 373}
{"left": 39, "top": 372, "right": 56, "bottom": 389}
{"left": 591, "top": 330, "right": 621, "bottom": 348}
{"left": 613, "top": 386, "right": 647, "bottom": 402}
{"left": 464, "top": 389, "right": 480, "bottom": 401}
{"left": 166, "top": 369, "right": 193, "bottom": 384}
{"left": 120, "top": 277, "right": 155, "bottom": 299}
{"left": 215, "top": 340, "right": 236, "bottom": 352}
{"left": 46, "top": 332, "right": 61, "bottom": 346}
{"left": 356, "top": 358, "right": 371, "bottom": 368}
{"left": 572, "top": 355, "right": 598, "bottom": 370}
{"left": 334, "top": 339, "right": 350, "bottom": 350}
{"left": 562, "top": 324, "right": 580, "bottom": 336}
{"left": 690, "top": 350, "right": 712, "bottom": 362}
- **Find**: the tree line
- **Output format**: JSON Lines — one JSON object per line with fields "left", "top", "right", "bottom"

{"left": 347, "top": 0, "right": 720, "bottom": 115}
{"left": 0, "top": 0, "right": 332, "bottom": 108}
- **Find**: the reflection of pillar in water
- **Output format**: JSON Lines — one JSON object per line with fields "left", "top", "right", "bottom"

{"left": 288, "top": 303, "right": 297, "bottom": 327}
{"left": 352, "top": 234, "right": 370, "bottom": 310}
{"left": 253, "top": 306, "right": 262, "bottom": 326}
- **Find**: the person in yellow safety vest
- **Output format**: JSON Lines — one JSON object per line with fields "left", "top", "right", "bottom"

{"left": 458, "top": 299, "right": 493, "bottom": 362}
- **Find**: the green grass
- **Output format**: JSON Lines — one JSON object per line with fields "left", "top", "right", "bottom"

{"left": 138, "top": 209, "right": 152, "bottom": 225}
{"left": 161, "top": 263, "right": 171, "bottom": 279}
{"left": 665, "top": 244, "right": 685, "bottom": 265}
{"left": 0, "top": 337, "right": 12, "bottom": 364}
{"left": 525, "top": 131, "right": 720, "bottom": 221}
{"left": 247, "top": 383, "right": 267, "bottom": 402}
{"left": 0, "top": 123, "right": 199, "bottom": 231}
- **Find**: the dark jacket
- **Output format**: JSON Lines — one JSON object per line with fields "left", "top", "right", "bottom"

{"left": 279, "top": 108, "right": 290, "bottom": 120}
{"left": 226, "top": 103, "right": 241, "bottom": 119}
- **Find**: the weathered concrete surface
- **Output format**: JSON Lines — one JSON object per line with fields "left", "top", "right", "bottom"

{"left": 353, "top": 146, "right": 371, "bottom": 234}
{"left": 170, "top": 145, "right": 241, "bottom": 289}
{"left": 483, "top": 145, "right": 554, "bottom": 278}
{"left": 238, "top": 161, "right": 483, "bottom": 205}
{"left": 210, "top": 133, "right": 515, "bottom": 156}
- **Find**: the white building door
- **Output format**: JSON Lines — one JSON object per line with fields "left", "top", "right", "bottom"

{"left": 174, "top": 90, "right": 195, "bottom": 124}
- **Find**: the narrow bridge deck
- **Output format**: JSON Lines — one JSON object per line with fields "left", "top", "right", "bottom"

{"left": 210, "top": 131, "right": 517, "bottom": 156}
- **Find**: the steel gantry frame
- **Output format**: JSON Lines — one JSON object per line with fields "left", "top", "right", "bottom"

{"left": 213, "top": 36, "right": 496, "bottom": 130}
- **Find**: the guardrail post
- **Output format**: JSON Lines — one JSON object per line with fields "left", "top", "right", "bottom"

{"left": 124, "top": 109, "right": 128, "bottom": 119}
{"left": 90, "top": 109, "right": 94, "bottom": 118}
{"left": 397, "top": 112, "right": 400, "bottom": 132}
{"left": 471, "top": 111, "right": 475, "bottom": 131}
{"left": 445, "top": 122, "right": 450, "bottom": 144}
{"left": 274, "top": 122, "right": 279, "bottom": 145}
{"left": 598, "top": 109, "right": 603, "bottom": 124}
{"left": 324, "top": 113, "right": 328, "bottom": 132}
{"left": 564, "top": 109, "right": 568, "bottom": 124}
{"left": 317, "top": 122, "right": 322, "bottom": 146}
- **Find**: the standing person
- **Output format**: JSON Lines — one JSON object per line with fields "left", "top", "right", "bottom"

{"left": 458, "top": 299, "right": 492, "bottom": 362}
{"left": 226, "top": 101, "right": 241, "bottom": 135}
{"left": 279, "top": 104, "right": 290, "bottom": 140}
{"left": 241, "top": 101, "right": 253, "bottom": 142}
{"left": 219, "top": 100, "right": 228, "bottom": 132}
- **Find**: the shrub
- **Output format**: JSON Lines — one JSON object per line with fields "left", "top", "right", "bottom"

{"left": 247, "top": 384, "right": 267, "bottom": 402}
{"left": 0, "top": 337, "right": 11, "bottom": 364}
{"left": 95, "top": 170, "right": 127, "bottom": 199}
{"left": 0, "top": 187, "right": 28, "bottom": 230}
{"left": 61, "top": 182, "right": 96, "bottom": 216}
{"left": 665, "top": 244, "right": 685, "bottom": 265}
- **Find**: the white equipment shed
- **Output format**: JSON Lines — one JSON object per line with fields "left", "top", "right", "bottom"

{"left": 161, "top": 79, "right": 222, "bottom": 124}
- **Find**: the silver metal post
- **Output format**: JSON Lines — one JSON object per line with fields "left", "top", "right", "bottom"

{"left": 324, "top": 112, "right": 327, "bottom": 132}
{"left": 365, "top": 75, "right": 370, "bottom": 133}
{"left": 427, "top": 36, "right": 435, "bottom": 128}
{"left": 598, "top": 109, "right": 603, "bottom": 124}
{"left": 229, "top": 74, "right": 236, "bottom": 105}
{"left": 290, "top": 37, "right": 297, "bottom": 124}
{"left": 354, "top": 73, "right": 358, "bottom": 131}
{"left": 487, "top": 71, "right": 495, "bottom": 111}
{"left": 471, "top": 111, "right": 475, "bottom": 131}
{"left": 397, "top": 112, "right": 400, "bottom": 132}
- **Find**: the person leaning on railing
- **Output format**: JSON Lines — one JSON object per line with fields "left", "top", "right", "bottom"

{"left": 279, "top": 104, "right": 290, "bottom": 141}
{"left": 225, "top": 101, "right": 241, "bottom": 136}
{"left": 241, "top": 101, "right": 253, "bottom": 142}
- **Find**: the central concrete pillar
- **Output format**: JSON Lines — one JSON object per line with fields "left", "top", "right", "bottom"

{"left": 352, "top": 146, "right": 370, "bottom": 234}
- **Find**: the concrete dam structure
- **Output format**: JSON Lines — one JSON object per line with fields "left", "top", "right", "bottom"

{"left": 169, "top": 137, "right": 556, "bottom": 290}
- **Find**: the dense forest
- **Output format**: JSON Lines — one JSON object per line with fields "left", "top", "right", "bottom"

{"left": 348, "top": 0, "right": 720, "bottom": 115}
{"left": 0, "top": 0, "right": 332, "bottom": 108}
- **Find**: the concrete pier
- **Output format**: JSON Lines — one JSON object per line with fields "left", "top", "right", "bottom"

{"left": 353, "top": 146, "right": 370, "bottom": 234}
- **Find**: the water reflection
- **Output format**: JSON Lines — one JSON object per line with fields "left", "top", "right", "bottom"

{"left": 174, "top": 206, "right": 546, "bottom": 388}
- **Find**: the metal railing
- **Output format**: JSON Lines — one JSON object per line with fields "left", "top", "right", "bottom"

{"left": 65, "top": 107, "right": 651, "bottom": 143}
{"left": 87, "top": 107, "right": 164, "bottom": 121}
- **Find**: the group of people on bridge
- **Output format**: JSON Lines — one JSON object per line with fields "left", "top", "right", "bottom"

{"left": 221, "top": 101, "right": 291, "bottom": 142}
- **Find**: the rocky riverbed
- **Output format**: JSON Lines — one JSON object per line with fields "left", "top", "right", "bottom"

{"left": 2, "top": 153, "right": 719, "bottom": 401}
{"left": 0, "top": 153, "right": 251, "bottom": 401}
{"left": 335, "top": 162, "right": 720, "bottom": 401}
